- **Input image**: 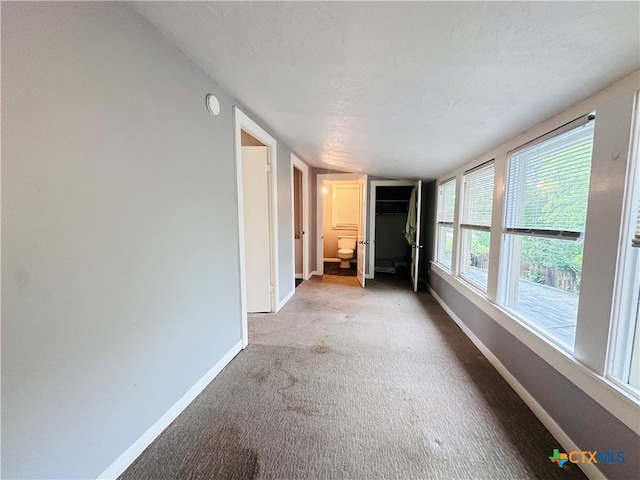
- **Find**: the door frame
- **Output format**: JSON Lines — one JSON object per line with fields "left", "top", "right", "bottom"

{"left": 233, "top": 107, "right": 279, "bottom": 348}
{"left": 291, "top": 154, "right": 310, "bottom": 282}
{"left": 368, "top": 180, "right": 419, "bottom": 280}
{"left": 316, "top": 173, "right": 362, "bottom": 275}
{"left": 411, "top": 180, "right": 423, "bottom": 292}
{"left": 357, "top": 175, "right": 369, "bottom": 287}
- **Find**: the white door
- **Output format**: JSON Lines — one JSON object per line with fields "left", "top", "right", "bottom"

{"left": 242, "top": 146, "right": 271, "bottom": 312}
{"left": 411, "top": 180, "right": 423, "bottom": 292}
{"left": 357, "top": 175, "right": 368, "bottom": 287}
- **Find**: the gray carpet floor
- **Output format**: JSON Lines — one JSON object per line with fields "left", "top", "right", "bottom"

{"left": 120, "top": 275, "right": 587, "bottom": 480}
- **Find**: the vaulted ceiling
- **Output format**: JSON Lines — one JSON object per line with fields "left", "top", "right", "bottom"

{"left": 131, "top": 1, "right": 639, "bottom": 179}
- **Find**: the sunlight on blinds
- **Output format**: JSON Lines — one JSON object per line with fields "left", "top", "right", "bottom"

{"left": 332, "top": 184, "right": 359, "bottom": 228}
{"left": 505, "top": 120, "right": 595, "bottom": 233}
{"left": 463, "top": 163, "right": 494, "bottom": 228}
{"left": 438, "top": 179, "right": 456, "bottom": 224}
{"left": 633, "top": 199, "right": 640, "bottom": 247}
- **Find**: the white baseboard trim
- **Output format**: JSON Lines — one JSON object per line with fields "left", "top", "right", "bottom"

{"left": 428, "top": 287, "right": 605, "bottom": 480}
{"left": 323, "top": 257, "right": 340, "bottom": 263}
{"left": 97, "top": 340, "right": 243, "bottom": 480}
{"left": 295, "top": 273, "right": 303, "bottom": 279}
{"left": 276, "top": 288, "right": 295, "bottom": 312}
{"left": 311, "top": 270, "right": 321, "bottom": 276}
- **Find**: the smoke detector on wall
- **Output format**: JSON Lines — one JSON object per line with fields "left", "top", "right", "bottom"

{"left": 206, "top": 94, "right": 220, "bottom": 116}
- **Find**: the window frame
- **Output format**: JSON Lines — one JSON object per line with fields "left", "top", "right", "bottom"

{"left": 607, "top": 99, "right": 640, "bottom": 396}
{"left": 498, "top": 113, "right": 596, "bottom": 350}
{"left": 459, "top": 160, "right": 495, "bottom": 291}
{"left": 430, "top": 83, "right": 640, "bottom": 435}
{"left": 436, "top": 177, "right": 457, "bottom": 270}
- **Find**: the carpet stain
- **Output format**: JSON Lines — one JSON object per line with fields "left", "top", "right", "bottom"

{"left": 311, "top": 345, "right": 332, "bottom": 354}
{"left": 121, "top": 276, "right": 589, "bottom": 480}
{"left": 251, "top": 370, "right": 270, "bottom": 383}
{"left": 275, "top": 365, "right": 300, "bottom": 397}
{"left": 273, "top": 363, "right": 327, "bottom": 417}
{"left": 119, "top": 419, "right": 260, "bottom": 480}
{"left": 212, "top": 425, "right": 261, "bottom": 480}
{"left": 285, "top": 403, "right": 321, "bottom": 416}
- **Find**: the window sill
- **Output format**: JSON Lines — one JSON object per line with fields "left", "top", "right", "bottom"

{"left": 459, "top": 273, "right": 489, "bottom": 296}
{"left": 434, "top": 260, "right": 452, "bottom": 272}
{"left": 499, "top": 304, "right": 575, "bottom": 355}
{"left": 331, "top": 225, "right": 357, "bottom": 231}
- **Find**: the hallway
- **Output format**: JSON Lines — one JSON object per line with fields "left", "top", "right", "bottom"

{"left": 120, "top": 276, "right": 585, "bottom": 479}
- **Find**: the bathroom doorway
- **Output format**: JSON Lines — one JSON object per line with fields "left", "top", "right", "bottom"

{"left": 320, "top": 178, "right": 360, "bottom": 277}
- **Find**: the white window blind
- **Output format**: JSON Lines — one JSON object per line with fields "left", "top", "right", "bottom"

{"left": 633, "top": 200, "right": 640, "bottom": 247}
{"left": 505, "top": 117, "right": 595, "bottom": 239}
{"left": 331, "top": 184, "right": 359, "bottom": 228}
{"left": 438, "top": 179, "right": 456, "bottom": 225}
{"left": 462, "top": 162, "right": 494, "bottom": 231}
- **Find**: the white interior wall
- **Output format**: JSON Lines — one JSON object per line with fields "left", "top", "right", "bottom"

{"left": 1, "top": 2, "right": 301, "bottom": 477}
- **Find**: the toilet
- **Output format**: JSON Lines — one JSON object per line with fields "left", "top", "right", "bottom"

{"left": 337, "top": 235, "right": 357, "bottom": 268}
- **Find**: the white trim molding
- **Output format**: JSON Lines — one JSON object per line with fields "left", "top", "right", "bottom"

{"left": 431, "top": 263, "right": 640, "bottom": 436}
{"left": 428, "top": 287, "right": 605, "bottom": 480}
{"left": 291, "top": 154, "right": 311, "bottom": 282}
{"left": 233, "top": 107, "right": 279, "bottom": 349}
{"left": 276, "top": 288, "right": 295, "bottom": 312}
{"left": 316, "top": 173, "right": 362, "bottom": 276}
{"left": 368, "top": 179, "right": 418, "bottom": 281}
{"left": 97, "top": 341, "right": 243, "bottom": 480}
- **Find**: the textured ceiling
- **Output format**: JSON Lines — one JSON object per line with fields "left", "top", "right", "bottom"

{"left": 131, "top": 1, "right": 639, "bottom": 179}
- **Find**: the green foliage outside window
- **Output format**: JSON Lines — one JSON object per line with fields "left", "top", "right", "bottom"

{"left": 515, "top": 137, "right": 592, "bottom": 294}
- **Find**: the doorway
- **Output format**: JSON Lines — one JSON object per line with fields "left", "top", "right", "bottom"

{"left": 291, "top": 154, "right": 309, "bottom": 287}
{"left": 369, "top": 180, "right": 423, "bottom": 292}
{"left": 234, "top": 107, "right": 279, "bottom": 348}
{"left": 321, "top": 179, "right": 359, "bottom": 277}
{"left": 316, "top": 173, "right": 368, "bottom": 287}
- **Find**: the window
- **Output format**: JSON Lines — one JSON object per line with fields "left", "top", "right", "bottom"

{"left": 460, "top": 162, "right": 494, "bottom": 290}
{"left": 500, "top": 115, "right": 595, "bottom": 350}
{"left": 609, "top": 113, "right": 640, "bottom": 392}
{"left": 609, "top": 195, "right": 640, "bottom": 394}
{"left": 331, "top": 184, "right": 359, "bottom": 229}
{"left": 437, "top": 178, "right": 456, "bottom": 269}
{"left": 625, "top": 201, "right": 640, "bottom": 391}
